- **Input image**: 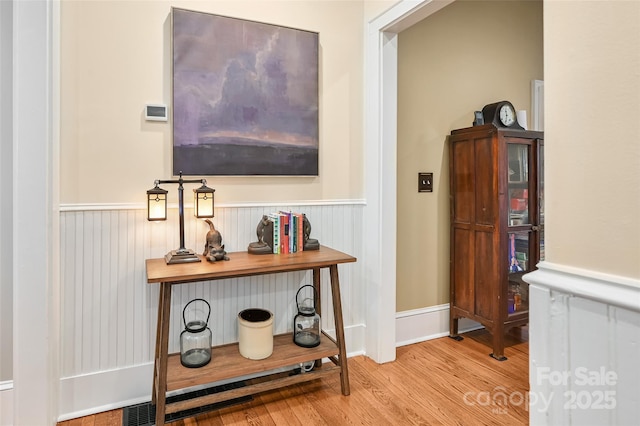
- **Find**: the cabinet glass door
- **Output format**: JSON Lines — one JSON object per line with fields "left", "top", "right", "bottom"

{"left": 508, "top": 144, "right": 530, "bottom": 226}
{"left": 507, "top": 231, "right": 530, "bottom": 315}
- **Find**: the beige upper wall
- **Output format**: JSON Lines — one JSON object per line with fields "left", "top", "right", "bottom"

{"left": 364, "top": 0, "right": 399, "bottom": 21}
{"left": 60, "top": 0, "right": 366, "bottom": 204}
{"left": 545, "top": 1, "right": 640, "bottom": 280}
{"left": 396, "top": 0, "right": 543, "bottom": 311}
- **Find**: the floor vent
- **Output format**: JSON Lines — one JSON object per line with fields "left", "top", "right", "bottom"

{"left": 122, "top": 381, "right": 251, "bottom": 426}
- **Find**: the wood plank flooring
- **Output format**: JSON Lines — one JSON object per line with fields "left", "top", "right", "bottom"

{"left": 58, "top": 327, "right": 529, "bottom": 425}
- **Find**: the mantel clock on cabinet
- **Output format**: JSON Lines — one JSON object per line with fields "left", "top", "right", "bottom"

{"left": 448, "top": 123, "right": 544, "bottom": 360}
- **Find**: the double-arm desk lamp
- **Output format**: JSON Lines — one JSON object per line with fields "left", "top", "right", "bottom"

{"left": 146, "top": 172, "right": 215, "bottom": 264}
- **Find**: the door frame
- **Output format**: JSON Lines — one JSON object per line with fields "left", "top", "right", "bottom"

{"left": 363, "top": 0, "right": 454, "bottom": 363}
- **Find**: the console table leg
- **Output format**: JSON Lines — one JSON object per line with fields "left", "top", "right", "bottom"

{"left": 313, "top": 268, "right": 321, "bottom": 317}
{"left": 154, "top": 282, "right": 172, "bottom": 426}
{"left": 152, "top": 285, "right": 163, "bottom": 405}
{"left": 329, "top": 265, "right": 350, "bottom": 395}
{"left": 313, "top": 268, "right": 322, "bottom": 369}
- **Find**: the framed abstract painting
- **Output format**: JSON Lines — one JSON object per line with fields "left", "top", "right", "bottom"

{"left": 172, "top": 8, "right": 319, "bottom": 176}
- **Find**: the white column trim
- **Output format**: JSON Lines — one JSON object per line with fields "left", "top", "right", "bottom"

{"left": 0, "top": 0, "right": 14, "bottom": 390}
{"left": 12, "top": 0, "right": 60, "bottom": 424}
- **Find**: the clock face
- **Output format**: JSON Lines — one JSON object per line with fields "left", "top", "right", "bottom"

{"left": 499, "top": 104, "right": 516, "bottom": 126}
{"left": 481, "top": 101, "right": 523, "bottom": 129}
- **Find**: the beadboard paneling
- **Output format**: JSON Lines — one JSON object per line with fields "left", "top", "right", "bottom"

{"left": 60, "top": 204, "right": 364, "bottom": 379}
{"left": 525, "top": 263, "right": 640, "bottom": 425}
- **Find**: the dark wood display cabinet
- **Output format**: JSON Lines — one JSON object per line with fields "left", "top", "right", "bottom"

{"left": 448, "top": 124, "right": 544, "bottom": 360}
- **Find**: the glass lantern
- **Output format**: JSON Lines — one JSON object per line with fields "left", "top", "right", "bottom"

{"left": 293, "top": 285, "right": 321, "bottom": 348}
{"left": 180, "top": 298, "right": 212, "bottom": 368}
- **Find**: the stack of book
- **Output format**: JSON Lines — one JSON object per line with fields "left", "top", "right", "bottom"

{"left": 263, "top": 212, "right": 306, "bottom": 254}
{"left": 508, "top": 233, "right": 529, "bottom": 272}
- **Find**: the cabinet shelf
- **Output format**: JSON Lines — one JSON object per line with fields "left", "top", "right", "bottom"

{"left": 508, "top": 302, "right": 529, "bottom": 319}
{"left": 165, "top": 333, "right": 339, "bottom": 392}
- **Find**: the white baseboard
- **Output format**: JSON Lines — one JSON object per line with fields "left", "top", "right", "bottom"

{"left": 57, "top": 324, "right": 365, "bottom": 421}
{"left": 58, "top": 363, "right": 153, "bottom": 422}
{"left": 395, "top": 304, "right": 482, "bottom": 347}
{"left": 0, "top": 381, "right": 13, "bottom": 426}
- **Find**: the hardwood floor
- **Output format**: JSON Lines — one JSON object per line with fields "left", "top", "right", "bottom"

{"left": 58, "top": 327, "right": 529, "bottom": 425}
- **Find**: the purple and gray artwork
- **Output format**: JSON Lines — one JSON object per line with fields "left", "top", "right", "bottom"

{"left": 172, "top": 8, "right": 319, "bottom": 176}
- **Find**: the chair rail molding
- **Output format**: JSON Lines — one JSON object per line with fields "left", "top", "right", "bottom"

{"left": 59, "top": 199, "right": 366, "bottom": 212}
{"left": 524, "top": 261, "right": 640, "bottom": 313}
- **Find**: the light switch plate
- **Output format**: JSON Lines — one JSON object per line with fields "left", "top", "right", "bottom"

{"left": 418, "top": 173, "right": 433, "bottom": 192}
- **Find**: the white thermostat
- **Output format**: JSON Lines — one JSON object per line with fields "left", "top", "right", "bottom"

{"left": 145, "top": 104, "right": 168, "bottom": 122}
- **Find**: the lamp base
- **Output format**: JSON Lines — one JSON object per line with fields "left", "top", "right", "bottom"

{"left": 164, "top": 249, "right": 201, "bottom": 264}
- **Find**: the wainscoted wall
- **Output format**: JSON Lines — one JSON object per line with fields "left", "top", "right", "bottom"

{"left": 525, "top": 263, "right": 640, "bottom": 425}
{"left": 58, "top": 201, "right": 364, "bottom": 419}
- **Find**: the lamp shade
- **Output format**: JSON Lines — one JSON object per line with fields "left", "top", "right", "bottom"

{"left": 193, "top": 185, "right": 215, "bottom": 218}
{"left": 147, "top": 185, "right": 168, "bottom": 221}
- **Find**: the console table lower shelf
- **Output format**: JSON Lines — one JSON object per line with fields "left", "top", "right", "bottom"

{"left": 146, "top": 246, "right": 356, "bottom": 426}
{"left": 159, "top": 332, "right": 341, "bottom": 415}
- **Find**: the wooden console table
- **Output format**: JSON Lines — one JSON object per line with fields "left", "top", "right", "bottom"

{"left": 146, "top": 245, "right": 356, "bottom": 425}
